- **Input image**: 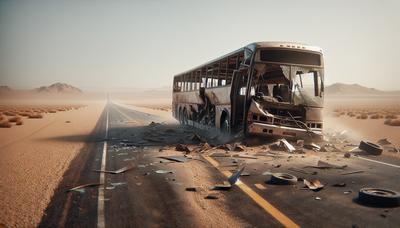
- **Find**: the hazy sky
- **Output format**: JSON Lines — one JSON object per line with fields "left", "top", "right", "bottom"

{"left": 0, "top": 0, "right": 399, "bottom": 91}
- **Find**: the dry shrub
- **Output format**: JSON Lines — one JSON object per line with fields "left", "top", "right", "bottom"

{"left": 16, "top": 119, "right": 23, "bottom": 125}
{"left": 370, "top": 114, "right": 383, "bottom": 119}
{"left": 3, "top": 111, "right": 16, "bottom": 116}
{"left": 49, "top": 110, "right": 57, "bottom": 113}
{"left": 385, "top": 114, "right": 398, "bottom": 119}
{"left": 356, "top": 114, "right": 368, "bottom": 119}
{"left": 29, "top": 113, "right": 43, "bottom": 119}
{"left": 384, "top": 119, "right": 400, "bottom": 126}
{"left": 8, "top": 116, "right": 21, "bottom": 122}
{"left": 0, "top": 121, "right": 12, "bottom": 128}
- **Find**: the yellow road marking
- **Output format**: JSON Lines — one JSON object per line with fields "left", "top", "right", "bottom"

{"left": 202, "top": 155, "right": 300, "bottom": 228}
{"left": 254, "top": 183, "right": 267, "bottom": 190}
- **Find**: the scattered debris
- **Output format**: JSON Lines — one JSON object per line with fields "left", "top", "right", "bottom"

{"left": 358, "top": 188, "right": 400, "bottom": 207}
{"left": 155, "top": 170, "right": 174, "bottom": 174}
{"left": 303, "top": 179, "right": 324, "bottom": 191}
{"left": 296, "top": 140, "right": 304, "bottom": 147}
{"left": 228, "top": 167, "right": 245, "bottom": 185}
{"left": 280, "top": 139, "right": 295, "bottom": 153}
{"left": 185, "top": 187, "right": 198, "bottom": 192}
{"left": 315, "top": 196, "right": 322, "bottom": 200}
{"left": 67, "top": 183, "right": 102, "bottom": 193}
{"left": 212, "top": 182, "right": 232, "bottom": 190}
{"left": 117, "top": 152, "right": 129, "bottom": 156}
{"left": 344, "top": 190, "right": 352, "bottom": 195}
{"left": 233, "top": 144, "right": 245, "bottom": 152}
{"left": 332, "top": 182, "right": 346, "bottom": 187}
{"left": 110, "top": 182, "right": 127, "bottom": 187}
{"left": 262, "top": 171, "right": 272, "bottom": 176}
{"left": 123, "top": 157, "right": 135, "bottom": 161}
{"left": 268, "top": 173, "right": 298, "bottom": 185}
{"left": 359, "top": 141, "right": 383, "bottom": 155}
{"left": 304, "top": 143, "right": 321, "bottom": 151}
{"left": 159, "top": 155, "right": 190, "bottom": 163}
{"left": 65, "top": 121, "right": 71, "bottom": 123}
{"left": 175, "top": 144, "right": 191, "bottom": 153}
{"left": 344, "top": 152, "right": 351, "bottom": 158}
{"left": 254, "top": 183, "right": 267, "bottom": 190}
{"left": 341, "top": 170, "right": 364, "bottom": 175}
{"left": 94, "top": 164, "right": 134, "bottom": 174}
{"left": 377, "top": 138, "right": 391, "bottom": 146}
{"left": 233, "top": 154, "right": 258, "bottom": 159}
{"left": 205, "top": 194, "right": 219, "bottom": 199}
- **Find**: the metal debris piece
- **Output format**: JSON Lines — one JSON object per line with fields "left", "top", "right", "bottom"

{"left": 67, "top": 183, "right": 102, "bottom": 192}
{"left": 296, "top": 140, "right": 304, "bottom": 147}
{"left": 344, "top": 153, "right": 351, "bottom": 158}
{"left": 254, "top": 183, "right": 267, "bottom": 190}
{"left": 344, "top": 190, "right": 352, "bottom": 194}
{"left": 262, "top": 171, "right": 272, "bottom": 176}
{"left": 315, "top": 196, "right": 322, "bottom": 200}
{"left": 175, "top": 144, "right": 191, "bottom": 153}
{"left": 341, "top": 170, "right": 364, "bottom": 175}
{"left": 332, "top": 182, "right": 346, "bottom": 187}
{"left": 377, "top": 138, "right": 391, "bottom": 146}
{"left": 159, "top": 155, "right": 190, "bottom": 163}
{"left": 228, "top": 167, "right": 245, "bottom": 185}
{"left": 185, "top": 187, "right": 198, "bottom": 192}
{"left": 303, "top": 179, "right": 324, "bottom": 191}
{"left": 280, "top": 139, "right": 295, "bottom": 153}
{"left": 155, "top": 170, "right": 174, "bottom": 174}
{"left": 233, "top": 144, "right": 245, "bottom": 152}
{"left": 94, "top": 164, "right": 134, "bottom": 174}
{"left": 212, "top": 182, "right": 232, "bottom": 190}
{"left": 304, "top": 143, "right": 321, "bottom": 151}
{"left": 205, "top": 194, "right": 219, "bottom": 199}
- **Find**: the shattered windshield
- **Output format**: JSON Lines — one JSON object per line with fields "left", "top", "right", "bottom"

{"left": 292, "top": 69, "right": 323, "bottom": 107}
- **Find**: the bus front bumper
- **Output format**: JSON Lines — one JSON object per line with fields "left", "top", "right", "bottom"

{"left": 247, "top": 122, "right": 322, "bottom": 139}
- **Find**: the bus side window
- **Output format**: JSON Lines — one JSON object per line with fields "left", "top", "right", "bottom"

{"left": 221, "top": 79, "right": 226, "bottom": 86}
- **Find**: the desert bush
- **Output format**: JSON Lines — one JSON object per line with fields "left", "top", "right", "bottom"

{"left": 385, "top": 114, "right": 398, "bottom": 119}
{"left": 3, "top": 111, "right": 16, "bottom": 116}
{"left": 356, "top": 114, "right": 368, "bottom": 119}
{"left": 8, "top": 116, "right": 21, "bottom": 122}
{"left": 370, "top": 114, "right": 383, "bottom": 119}
{"left": 16, "top": 119, "right": 23, "bottom": 125}
{"left": 0, "top": 121, "right": 12, "bottom": 128}
{"left": 384, "top": 119, "right": 400, "bottom": 126}
{"left": 28, "top": 113, "right": 43, "bottom": 119}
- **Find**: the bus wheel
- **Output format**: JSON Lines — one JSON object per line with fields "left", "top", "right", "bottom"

{"left": 221, "top": 118, "right": 230, "bottom": 134}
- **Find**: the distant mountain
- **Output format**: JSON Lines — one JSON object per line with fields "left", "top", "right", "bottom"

{"left": 325, "top": 83, "right": 400, "bottom": 95}
{"left": 34, "top": 83, "right": 82, "bottom": 93}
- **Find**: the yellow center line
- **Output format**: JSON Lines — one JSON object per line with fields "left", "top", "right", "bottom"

{"left": 202, "top": 155, "right": 300, "bottom": 228}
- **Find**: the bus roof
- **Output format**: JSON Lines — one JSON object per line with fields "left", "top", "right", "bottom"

{"left": 174, "top": 41, "right": 323, "bottom": 78}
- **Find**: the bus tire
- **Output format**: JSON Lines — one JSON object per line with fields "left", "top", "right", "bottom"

{"left": 359, "top": 141, "right": 383, "bottom": 155}
{"left": 358, "top": 188, "right": 400, "bottom": 207}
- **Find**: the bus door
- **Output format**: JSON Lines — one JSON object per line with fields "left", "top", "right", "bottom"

{"left": 230, "top": 69, "right": 248, "bottom": 131}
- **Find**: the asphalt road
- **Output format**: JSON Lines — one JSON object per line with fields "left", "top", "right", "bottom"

{"left": 39, "top": 102, "right": 400, "bottom": 228}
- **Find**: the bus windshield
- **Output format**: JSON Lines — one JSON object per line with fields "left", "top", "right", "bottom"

{"left": 292, "top": 69, "right": 323, "bottom": 107}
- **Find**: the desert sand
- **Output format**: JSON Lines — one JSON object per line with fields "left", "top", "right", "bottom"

{"left": 0, "top": 101, "right": 105, "bottom": 228}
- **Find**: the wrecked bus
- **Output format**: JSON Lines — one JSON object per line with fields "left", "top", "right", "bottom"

{"left": 172, "top": 42, "right": 324, "bottom": 138}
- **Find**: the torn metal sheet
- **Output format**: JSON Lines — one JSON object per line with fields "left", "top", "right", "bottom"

{"left": 304, "top": 179, "right": 324, "bottom": 191}
{"left": 304, "top": 143, "right": 321, "bottom": 151}
{"left": 228, "top": 167, "right": 245, "bottom": 185}
{"left": 94, "top": 164, "right": 135, "bottom": 174}
{"left": 280, "top": 139, "right": 295, "bottom": 153}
